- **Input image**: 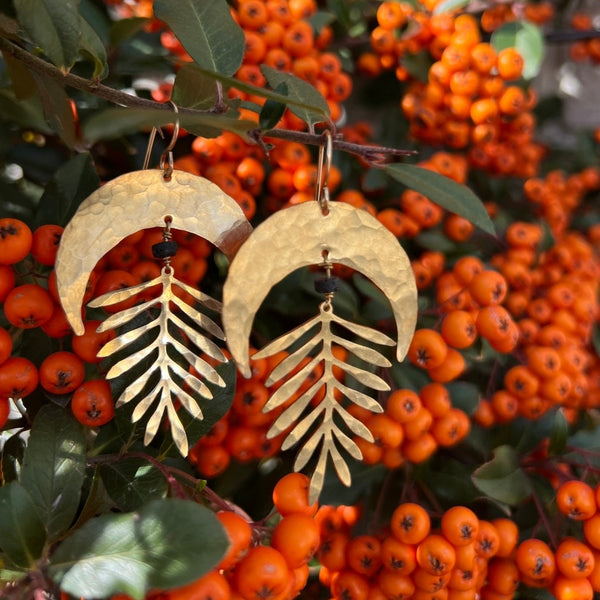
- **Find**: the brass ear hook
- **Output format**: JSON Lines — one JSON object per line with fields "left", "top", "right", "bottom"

{"left": 142, "top": 101, "right": 180, "bottom": 180}
{"left": 315, "top": 130, "right": 333, "bottom": 216}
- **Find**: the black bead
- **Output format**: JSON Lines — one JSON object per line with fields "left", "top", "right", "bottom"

{"left": 315, "top": 276, "right": 338, "bottom": 294}
{"left": 152, "top": 240, "right": 178, "bottom": 259}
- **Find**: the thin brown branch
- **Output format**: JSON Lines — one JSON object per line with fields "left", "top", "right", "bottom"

{"left": 0, "top": 35, "right": 417, "bottom": 161}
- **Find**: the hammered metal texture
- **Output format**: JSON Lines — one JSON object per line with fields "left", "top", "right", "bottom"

{"left": 55, "top": 169, "right": 252, "bottom": 335}
{"left": 222, "top": 201, "right": 418, "bottom": 378}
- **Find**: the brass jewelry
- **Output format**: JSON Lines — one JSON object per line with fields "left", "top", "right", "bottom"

{"left": 223, "top": 132, "right": 418, "bottom": 502}
{"left": 55, "top": 110, "right": 252, "bottom": 455}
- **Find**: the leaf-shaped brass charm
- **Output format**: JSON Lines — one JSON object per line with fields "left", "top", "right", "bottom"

{"left": 253, "top": 301, "right": 395, "bottom": 503}
{"left": 88, "top": 267, "right": 227, "bottom": 456}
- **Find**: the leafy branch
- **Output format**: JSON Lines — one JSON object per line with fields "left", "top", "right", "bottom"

{"left": 0, "top": 35, "right": 415, "bottom": 162}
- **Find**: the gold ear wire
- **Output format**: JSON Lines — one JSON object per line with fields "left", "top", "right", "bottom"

{"left": 315, "top": 130, "right": 333, "bottom": 215}
{"left": 142, "top": 100, "right": 180, "bottom": 180}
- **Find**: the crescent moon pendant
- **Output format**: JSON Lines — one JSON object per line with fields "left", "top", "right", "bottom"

{"left": 55, "top": 169, "right": 252, "bottom": 336}
{"left": 223, "top": 201, "right": 418, "bottom": 378}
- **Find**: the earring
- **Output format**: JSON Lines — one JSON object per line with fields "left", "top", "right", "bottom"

{"left": 55, "top": 106, "right": 252, "bottom": 456}
{"left": 223, "top": 131, "right": 418, "bottom": 502}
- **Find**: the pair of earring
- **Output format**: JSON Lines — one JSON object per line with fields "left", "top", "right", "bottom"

{"left": 55, "top": 119, "right": 418, "bottom": 502}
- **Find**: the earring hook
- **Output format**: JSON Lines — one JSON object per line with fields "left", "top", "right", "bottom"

{"left": 315, "top": 130, "right": 333, "bottom": 216}
{"left": 142, "top": 101, "right": 180, "bottom": 181}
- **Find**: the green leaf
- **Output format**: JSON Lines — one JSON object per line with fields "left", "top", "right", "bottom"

{"left": 548, "top": 410, "right": 568, "bottom": 456}
{"left": 19, "top": 405, "right": 87, "bottom": 542}
{"left": 34, "top": 152, "right": 100, "bottom": 228}
{"left": 0, "top": 482, "right": 47, "bottom": 568}
{"left": 491, "top": 21, "right": 545, "bottom": 80}
{"left": 259, "top": 83, "right": 288, "bottom": 130}
{"left": 172, "top": 63, "right": 220, "bottom": 111}
{"left": 471, "top": 445, "right": 532, "bottom": 506}
{"left": 79, "top": 15, "right": 108, "bottom": 79}
{"left": 433, "top": 0, "right": 470, "bottom": 13}
{"left": 447, "top": 381, "right": 480, "bottom": 414}
{"left": 1, "top": 432, "right": 27, "bottom": 484}
{"left": 260, "top": 65, "right": 330, "bottom": 127}
{"left": 0, "top": 88, "right": 54, "bottom": 133}
{"left": 14, "top": 0, "right": 81, "bottom": 71}
{"left": 383, "top": 163, "right": 495, "bottom": 235}
{"left": 31, "top": 73, "right": 77, "bottom": 148}
{"left": 319, "top": 462, "right": 387, "bottom": 505}
{"left": 99, "top": 457, "right": 168, "bottom": 511}
{"left": 153, "top": 0, "right": 244, "bottom": 76}
{"left": 49, "top": 498, "right": 229, "bottom": 600}
{"left": 2, "top": 51, "right": 37, "bottom": 99}
{"left": 82, "top": 107, "right": 255, "bottom": 142}
{"left": 109, "top": 16, "right": 149, "bottom": 47}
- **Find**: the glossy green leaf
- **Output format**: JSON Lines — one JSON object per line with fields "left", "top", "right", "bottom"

{"left": 109, "top": 16, "right": 149, "bottom": 47}
{"left": 2, "top": 51, "right": 37, "bottom": 99}
{"left": 259, "top": 83, "right": 288, "bottom": 130}
{"left": 0, "top": 89, "right": 54, "bottom": 133}
{"left": 261, "top": 65, "right": 330, "bottom": 127}
{"left": 548, "top": 409, "right": 569, "bottom": 456}
{"left": 31, "top": 73, "right": 77, "bottom": 148}
{"left": 49, "top": 498, "right": 229, "bottom": 600}
{"left": 491, "top": 21, "right": 545, "bottom": 80}
{"left": 19, "top": 405, "right": 87, "bottom": 542}
{"left": 79, "top": 15, "right": 108, "bottom": 79}
{"left": 172, "top": 64, "right": 220, "bottom": 111}
{"left": 1, "top": 432, "right": 26, "bottom": 484}
{"left": 0, "top": 482, "right": 47, "bottom": 568}
{"left": 14, "top": 0, "right": 81, "bottom": 71}
{"left": 177, "top": 65, "right": 330, "bottom": 127}
{"left": 472, "top": 445, "right": 532, "bottom": 506}
{"left": 384, "top": 163, "right": 495, "bottom": 235}
{"left": 99, "top": 457, "right": 168, "bottom": 511}
{"left": 34, "top": 152, "right": 100, "bottom": 228}
{"left": 153, "top": 0, "right": 244, "bottom": 76}
{"left": 82, "top": 107, "right": 255, "bottom": 142}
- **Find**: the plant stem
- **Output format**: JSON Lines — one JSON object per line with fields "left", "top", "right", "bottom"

{"left": 0, "top": 35, "right": 417, "bottom": 162}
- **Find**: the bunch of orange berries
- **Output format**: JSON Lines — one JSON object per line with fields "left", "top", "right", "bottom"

{"left": 318, "top": 498, "right": 524, "bottom": 600}
{"left": 364, "top": 3, "right": 545, "bottom": 177}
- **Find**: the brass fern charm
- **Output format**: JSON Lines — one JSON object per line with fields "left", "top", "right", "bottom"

{"left": 253, "top": 300, "right": 395, "bottom": 503}
{"left": 88, "top": 266, "right": 228, "bottom": 456}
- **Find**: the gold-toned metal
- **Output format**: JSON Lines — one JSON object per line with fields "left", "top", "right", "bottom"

{"left": 253, "top": 301, "right": 394, "bottom": 503}
{"left": 222, "top": 199, "right": 418, "bottom": 502}
{"left": 315, "top": 131, "right": 332, "bottom": 215}
{"left": 55, "top": 169, "right": 252, "bottom": 336}
{"left": 88, "top": 265, "right": 227, "bottom": 456}
{"left": 222, "top": 200, "right": 418, "bottom": 378}
{"left": 143, "top": 101, "right": 180, "bottom": 179}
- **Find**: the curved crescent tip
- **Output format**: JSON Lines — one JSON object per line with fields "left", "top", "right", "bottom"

{"left": 222, "top": 201, "right": 418, "bottom": 371}
{"left": 54, "top": 169, "right": 252, "bottom": 339}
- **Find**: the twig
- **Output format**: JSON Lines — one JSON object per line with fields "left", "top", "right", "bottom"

{"left": 0, "top": 35, "right": 417, "bottom": 162}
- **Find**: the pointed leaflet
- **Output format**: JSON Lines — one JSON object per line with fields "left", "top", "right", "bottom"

{"left": 261, "top": 65, "right": 330, "bottom": 127}
{"left": 14, "top": 0, "right": 81, "bottom": 71}
{"left": 0, "top": 482, "right": 47, "bottom": 568}
{"left": 471, "top": 445, "right": 533, "bottom": 506}
{"left": 19, "top": 405, "right": 87, "bottom": 542}
{"left": 34, "top": 152, "right": 100, "bottom": 228}
{"left": 154, "top": 0, "right": 244, "bottom": 76}
{"left": 384, "top": 163, "right": 495, "bottom": 235}
{"left": 49, "top": 498, "right": 229, "bottom": 600}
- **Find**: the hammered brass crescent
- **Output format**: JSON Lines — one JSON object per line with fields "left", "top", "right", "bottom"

{"left": 55, "top": 169, "right": 252, "bottom": 336}
{"left": 222, "top": 201, "right": 418, "bottom": 378}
